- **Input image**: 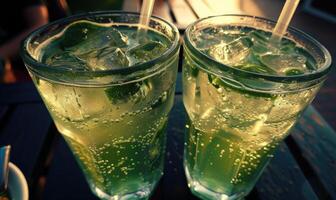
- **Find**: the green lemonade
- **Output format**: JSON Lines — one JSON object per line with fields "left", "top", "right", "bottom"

{"left": 30, "top": 20, "right": 177, "bottom": 198}
{"left": 183, "top": 26, "right": 321, "bottom": 198}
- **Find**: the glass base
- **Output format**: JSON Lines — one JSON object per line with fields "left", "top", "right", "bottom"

{"left": 93, "top": 186, "right": 152, "bottom": 200}
{"left": 90, "top": 178, "right": 162, "bottom": 200}
{"left": 185, "top": 166, "right": 245, "bottom": 200}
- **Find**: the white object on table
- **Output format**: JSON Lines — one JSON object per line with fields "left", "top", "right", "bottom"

{"left": 8, "top": 163, "right": 28, "bottom": 200}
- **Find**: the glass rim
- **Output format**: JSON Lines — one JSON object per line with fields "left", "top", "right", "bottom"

{"left": 20, "top": 11, "right": 180, "bottom": 81}
{"left": 184, "top": 14, "right": 332, "bottom": 82}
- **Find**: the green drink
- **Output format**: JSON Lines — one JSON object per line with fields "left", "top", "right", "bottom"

{"left": 182, "top": 15, "right": 331, "bottom": 199}
{"left": 21, "top": 12, "right": 179, "bottom": 199}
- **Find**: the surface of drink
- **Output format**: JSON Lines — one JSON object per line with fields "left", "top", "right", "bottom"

{"left": 191, "top": 26, "right": 317, "bottom": 76}
{"left": 36, "top": 20, "right": 170, "bottom": 70}
{"left": 26, "top": 17, "right": 179, "bottom": 199}
{"left": 183, "top": 18, "right": 329, "bottom": 200}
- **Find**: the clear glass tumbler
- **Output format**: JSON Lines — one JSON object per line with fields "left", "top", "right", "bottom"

{"left": 182, "top": 15, "right": 331, "bottom": 200}
{"left": 21, "top": 11, "right": 180, "bottom": 200}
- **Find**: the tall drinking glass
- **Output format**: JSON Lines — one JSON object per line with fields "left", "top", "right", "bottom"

{"left": 21, "top": 11, "right": 179, "bottom": 200}
{"left": 182, "top": 15, "right": 331, "bottom": 200}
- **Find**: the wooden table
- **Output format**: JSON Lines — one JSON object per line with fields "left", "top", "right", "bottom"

{"left": 1, "top": 0, "right": 336, "bottom": 199}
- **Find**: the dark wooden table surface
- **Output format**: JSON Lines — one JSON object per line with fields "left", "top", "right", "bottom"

{"left": 1, "top": 0, "right": 336, "bottom": 199}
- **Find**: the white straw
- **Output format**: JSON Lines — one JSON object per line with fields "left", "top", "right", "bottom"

{"left": 270, "top": 0, "right": 300, "bottom": 44}
{"left": 138, "top": 0, "right": 155, "bottom": 37}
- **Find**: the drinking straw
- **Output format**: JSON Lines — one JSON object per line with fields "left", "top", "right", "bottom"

{"left": 270, "top": 0, "right": 300, "bottom": 45}
{"left": 137, "top": 0, "right": 155, "bottom": 37}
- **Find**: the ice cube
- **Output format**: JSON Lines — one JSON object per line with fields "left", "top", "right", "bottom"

{"left": 38, "top": 79, "right": 111, "bottom": 121}
{"left": 193, "top": 28, "right": 239, "bottom": 50}
{"left": 249, "top": 30, "right": 269, "bottom": 45}
{"left": 44, "top": 51, "right": 88, "bottom": 70}
{"left": 105, "top": 80, "right": 151, "bottom": 104}
{"left": 40, "top": 20, "right": 130, "bottom": 71}
{"left": 78, "top": 47, "right": 129, "bottom": 71}
{"left": 193, "top": 34, "right": 221, "bottom": 50}
{"left": 207, "top": 37, "right": 253, "bottom": 66}
{"left": 280, "top": 38, "right": 296, "bottom": 53}
{"left": 229, "top": 43, "right": 273, "bottom": 75}
{"left": 203, "top": 73, "right": 274, "bottom": 134}
{"left": 127, "top": 41, "right": 167, "bottom": 65}
{"left": 60, "top": 21, "right": 129, "bottom": 55}
{"left": 268, "top": 88, "right": 318, "bottom": 124}
{"left": 243, "top": 53, "right": 263, "bottom": 65}
{"left": 260, "top": 53, "right": 308, "bottom": 75}
{"left": 294, "top": 47, "right": 317, "bottom": 70}
{"left": 249, "top": 31, "right": 270, "bottom": 54}
{"left": 249, "top": 30, "right": 291, "bottom": 55}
